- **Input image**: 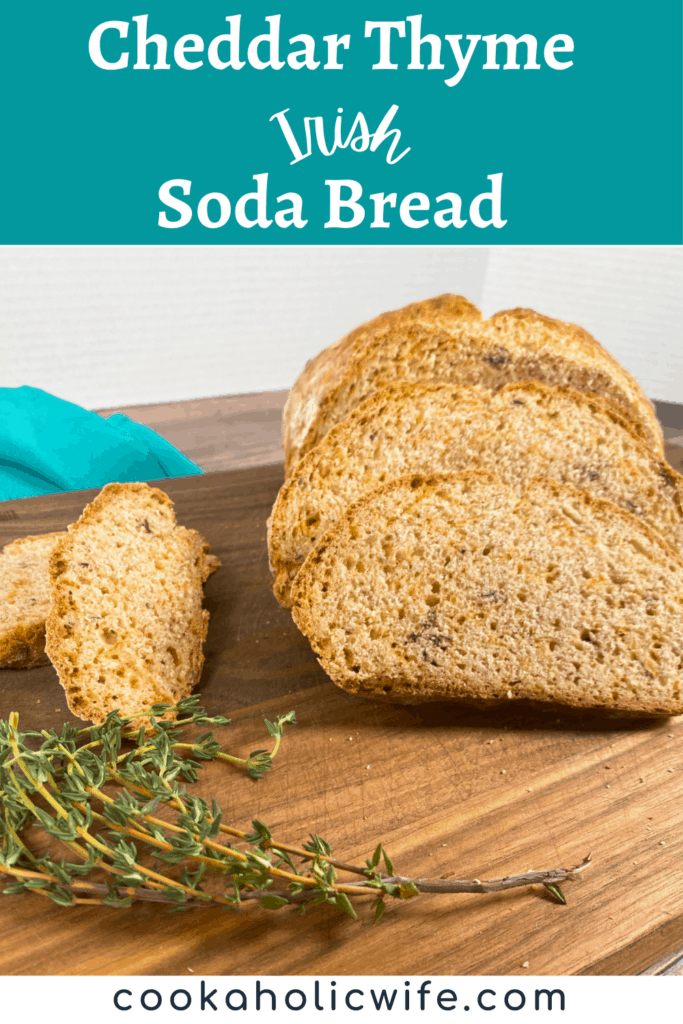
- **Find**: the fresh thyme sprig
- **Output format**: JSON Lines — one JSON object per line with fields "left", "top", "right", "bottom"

{"left": 0, "top": 698, "right": 590, "bottom": 917}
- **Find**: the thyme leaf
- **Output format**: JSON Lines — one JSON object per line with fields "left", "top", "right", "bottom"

{"left": 0, "top": 698, "right": 590, "bottom": 918}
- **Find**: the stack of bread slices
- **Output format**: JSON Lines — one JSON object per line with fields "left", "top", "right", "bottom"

{"left": 268, "top": 295, "right": 683, "bottom": 716}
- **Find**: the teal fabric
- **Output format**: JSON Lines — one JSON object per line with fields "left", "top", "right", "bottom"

{"left": 0, "top": 387, "right": 202, "bottom": 501}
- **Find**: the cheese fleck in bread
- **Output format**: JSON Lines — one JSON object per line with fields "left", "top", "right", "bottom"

{"left": 291, "top": 472, "right": 683, "bottom": 716}
{"left": 45, "top": 483, "right": 219, "bottom": 723}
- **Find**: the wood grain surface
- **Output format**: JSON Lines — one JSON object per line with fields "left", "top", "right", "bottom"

{"left": 97, "top": 391, "right": 289, "bottom": 473}
{"left": 1, "top": 466, "right": 683, "bottom": 977}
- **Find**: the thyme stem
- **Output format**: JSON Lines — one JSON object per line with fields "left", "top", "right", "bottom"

{"left": 0, "top": 699, "right": 589, "bottom": 917}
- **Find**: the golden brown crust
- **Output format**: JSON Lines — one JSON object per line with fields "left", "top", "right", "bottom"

{"left": 291, "top": 472, "right": 683, "bottom": 717}
{"left": 282, "top": 295, "right": 482, "bottom": 472}
{"left": 3, "top": 531, "right": 65, "bottom": 554}
{"left": 0, "top": 497, "right": 220, "bottom": 680}
{"left": 487, "top": 308, "right": 660, "bottom": 447}
{"left": 0, "top": 621, "right": 49, "bottom": 669}
{"left": 271, "top": 381, "right": 682, "bottom": 609}
{"left": 0, "top": 530, "right": 65, "bottom": 669}
{"left": 282, "top": 296, "right": 663, "bottom": 473}
{"left": 46, "top": 483, "right": 217, "bottom": 724}
{"left": 69, "top": 480, "right": 174, "bottom": 520}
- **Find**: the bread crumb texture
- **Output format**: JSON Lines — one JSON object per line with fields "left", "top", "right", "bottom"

{"left": 282, "top": 295, "right": 662, "bottom": 473}
{"left": 45, "top": 483, "right": 218, "bottom": 723}
{"left": 270, "top": 382, "right": 683, "bottom": 608}
{"left": 291, "top": 472, "right": 683, "bottom": 716}
{"left": 0, "top": 532, "right": 65, "bottom": 668}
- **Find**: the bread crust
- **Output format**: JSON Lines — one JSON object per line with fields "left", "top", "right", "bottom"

{"left": 291, "top": 472, "right": 683, "bottom": 717}
{"left": 0, "top": 620, "right": 49, "bottom": 669}
{"left": 282, "top": 296, "right": 662, "bottom": 473}
{"left": 0, "top": 531, "right": 65, "bottom": 669}
{"left": 271, "top": 382, "right": 682, "bottom": 608}
{"left": 45, "top": 483, "right": 219, "bottom": 723}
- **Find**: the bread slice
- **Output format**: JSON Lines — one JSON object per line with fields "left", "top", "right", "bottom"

{"left": 0, "top": 529, "right": 219, "bottom": 674}
{"left": 283, "top": 295, "right": 663, "bottom": 473}
{"left": 0, "top": 532, "right": 66, "bottom": 668}
{"left": 45, "top": 483, "right": 220, "bottom": 723}
{"left": 291, "top": 472, "right": 683, "bottom": 716}
{"left": 271, "top": 382, "right": 683, "bottom": 608}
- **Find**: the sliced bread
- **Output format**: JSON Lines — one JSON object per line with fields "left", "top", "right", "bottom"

{"left": 291, "top": 472, "right": 683, "bottom": 716}
{"left": 283, "top": 295, "right": 663, "bottom": 473}
{"left": 0, "top": 532, "right": 66, "bottom": 668}
{"left": 271, "top": 382, "right": 683, "bottom": 608}
{"left": 45, "top": 483, "right": 220, "bottom": 723}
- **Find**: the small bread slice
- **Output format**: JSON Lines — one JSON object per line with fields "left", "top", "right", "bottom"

{"left": 270, "top": 382, "right": 683, "bottom": 608}
{"left": 45, "top": 483, "right": 219, "bottom": 723}
{"left": 283, "top": 295, "right": 663, "bottom": 472}
{"left": 0, "top": 530, "right": 219, "bottom": 673}
{"left": 291, "top": 472, "right": 683, "bottom": 716}
{"left": 0, "top": 532, "right": 66, "bottom": 668}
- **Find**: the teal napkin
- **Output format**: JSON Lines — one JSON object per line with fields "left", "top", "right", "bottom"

{"left": 0, "top": 387, "right": 202, "bottom": 502}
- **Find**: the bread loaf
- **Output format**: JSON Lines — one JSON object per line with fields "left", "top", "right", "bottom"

{"left": 283, "top": 296, "right": 663, "bottom": 473}
{"left": 271, "top": 382, "right": 682, "bottom": 608}
{"left": 45, "top": 483, "right": 219, "bottom": 723}
{"left": 0, "top": 532, "right": 65, "bottom": 668}
{"left": 291, "top": 472, "right": 683, "bottom": 716}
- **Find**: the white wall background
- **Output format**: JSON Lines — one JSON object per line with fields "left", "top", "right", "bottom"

{"left": 0, "top": 248, "right": 488, "bottom": 409}
{"left": 0, "top": 246, "right": 681, "bottom": 407}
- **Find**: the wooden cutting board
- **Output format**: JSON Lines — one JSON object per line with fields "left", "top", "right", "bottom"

{"left": 0, "top": 465, "right": 682, "bottom": 977}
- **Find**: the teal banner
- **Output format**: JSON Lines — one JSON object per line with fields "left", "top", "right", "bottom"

{"left": 2, "top": 2, "right": 681, "bottom": 244}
